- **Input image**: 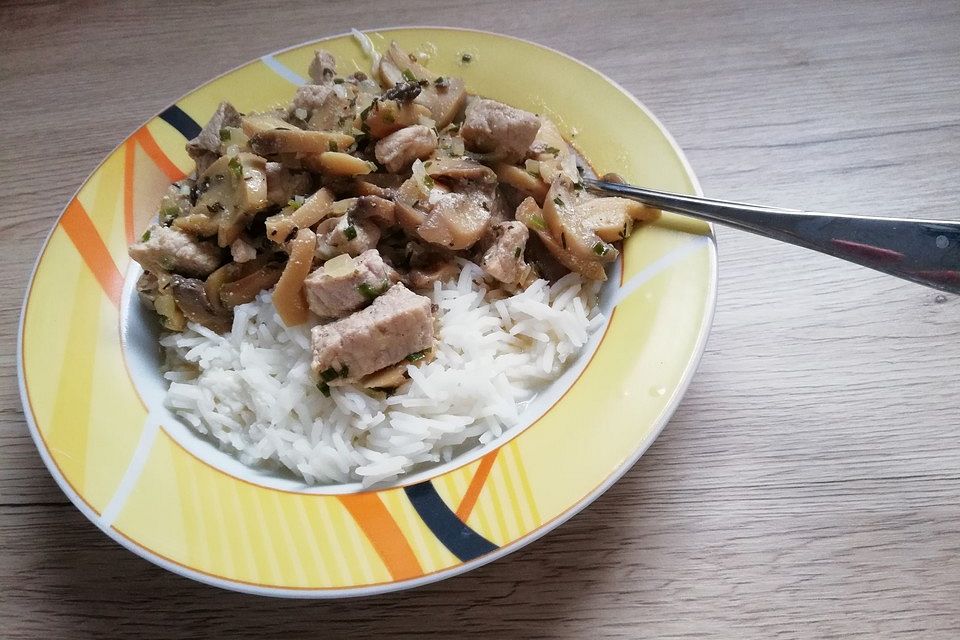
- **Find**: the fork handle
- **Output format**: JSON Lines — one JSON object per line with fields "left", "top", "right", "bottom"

{"left": 585, "top": 179, "right": 960, "bottom": 296}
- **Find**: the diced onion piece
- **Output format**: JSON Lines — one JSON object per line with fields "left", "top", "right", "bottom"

{"left": 323, "top": 253, "right": 356, "bottom": 278}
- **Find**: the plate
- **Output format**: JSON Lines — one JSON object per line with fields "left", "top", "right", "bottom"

{"left": 18, "top": 28, "right": 717, "bottom": 597}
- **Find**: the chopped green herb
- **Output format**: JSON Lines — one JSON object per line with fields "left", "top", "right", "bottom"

{"left": 340, "top": 364, "right": 349, "bottom": 377}
{"left": 287, "top": 199, "right": 302, "bottom": 211}
{"left": 328, "top": 140, "right": 338, "bottom": 152}
{"left": 401, "top": 68, "right": 417, "bottom": 83}
{"left": 529, "top": 214, "right": 547, "bottom": 231}
{"left": 593, "top": 242, "right": 608, "bottom": 256}
{"left": 620, "top": 221, "right": 628, "bottom": 240}
{"left": 405, "top": 350, "right": 427, "bottom": 363}
{"left": 357, "top": 280, "right": 390, "bottom": 300}
{"left": 228, "top": 156, "right": 243, "bottom": 180}
{"left": 317, "top": 381, "right": 331, "bottom": 397}
{"left": 514, "top": 247, "right": 522, "bottom": 259}
{"left": 543, "top": 145, "right": 560, "bottom": 155}
{"left": 448, "top": 122, "right": 460, "bottom": 133}
{"left": 553, "top": 196, "right": 564, "bottom": 207}
{"left": 359, "top": 102, "right": 375, "bottom": 121}
{"left": 206, "top": 201, "right": 225, "bottom": 214}
{"left": 424, "top": 161, "right": 432, "bottom": 168}
{"left": 461, "top": 52, "right": 473, "bottom": 63}
{"left": 140, "top": 229, "right": 151, "bottom": 242}
{"left": 343, "top": 225, "right": 358, "bottom": 241}
{"left": 333, "top": 77, "right": 344, "bottom": 84}
{"left": 219, "top": 128, "right": 231, "bottom": 141}
{"left": 383, "top": 112, "right": 396, "bottom": 124}
{"left": 422, "top": 174, "right": 435, "bottom": 189}
{"left": 159, "top": 203, "right": 180, "bottom": 225}
{"left": 434, "top": 76, "right": 449, "bottom": 88}
{"left": 320, "top": 367, "right": 340, "bottom": 382}
{"left": 573, "top": 181, "right": 584, "bottom": 191}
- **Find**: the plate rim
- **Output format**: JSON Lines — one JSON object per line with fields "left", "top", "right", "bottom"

{"left": 17, "top": 26, "right": 717, "bottom": 598}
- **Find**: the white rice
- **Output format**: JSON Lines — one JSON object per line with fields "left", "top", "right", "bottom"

{"left": 161, "top": 261, "right": 603, "bottom": 486}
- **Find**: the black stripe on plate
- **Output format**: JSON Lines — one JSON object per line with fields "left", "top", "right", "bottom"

{"left": 404, "top": 482, "right": 498, "bottom": 562}
{"left": 159, "top": 105, "right": 202, "bottom": 140}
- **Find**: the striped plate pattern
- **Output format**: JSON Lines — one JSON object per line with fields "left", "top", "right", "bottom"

{"left": 19, "top": 28, "right": 716, "bottom": 596}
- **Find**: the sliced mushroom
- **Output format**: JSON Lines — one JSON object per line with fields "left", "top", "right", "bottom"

{"left": 358, "top": 99, "right": 431, "bottom": 139}
{"left": 542, "top": 177, "right": 618, "bottom": 263}
{"left": 493, "top": 162, "right": 549, "bottom": 204}
{"left": 578, "top": 197, "right": 659, "bottom": 242}
{"left": 170, "top": 275, "right": 233, "bottom": 333}
{"left": 353, "top": 195, "right": 396, "bottom": 227}
{"left": 516, "top": 196, "right": 606, "bottom": 280}
{"left": 302, "top": 151, "right": 375, "bottom": 176}
{"left": 184, "top": 152, "right": 270, "bottom": 247}
{"left": 314, "top": 215, "right": 381, "bottom": 260}
{"left": 417, "top": 192, "right": 491, "bottom": 250}
{"left": 376, "top": 42, "right": 466, "bottom": 128}
{"left": 425, "top": 156, "right": 497, "bottom": 184}
{"left": 265, "top": 161, "right": 312, "bottom": 206}
{"left": 249, "top": 129, "right": 355, "bottom": 156}
{"left": 272, "top": 228, "right": 316, "bottom": 326}
{"left": 240, "top": 112, "right": 293, "bottom": 137}
{"left": 219, "top": 263, "right": 284, "bottom": 308}
{"left": 264, "top": 187, "right": 335, "bottom": 244}
{"left": 531, "top": 118, "right": 579, "bottom": 183}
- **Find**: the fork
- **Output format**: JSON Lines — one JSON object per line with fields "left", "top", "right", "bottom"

{"left": 584, "top": 178, "right": 960, "bottom": 296}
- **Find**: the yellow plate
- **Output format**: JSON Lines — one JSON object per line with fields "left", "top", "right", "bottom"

{"left": 18, "top": 28, "right": 716, "bottom": 597}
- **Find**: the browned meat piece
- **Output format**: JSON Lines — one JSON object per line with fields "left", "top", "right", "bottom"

{"left": 374, "top": 125, "right": 438, "bottom": 172}
{"left": 314, "top": 215, "right": 381, "bottom": 261}
{"left": 128, "top": 225, "right": 221, "bottom": 277}
{"left": 418, "top": 193, "right": 491, "bottom": 250}
{"left": 478, "top": 221, "right": 531, "bottom": 285}
{"left": 185, "top": 102, "right": 240, "bottom": 175}
{"left": 460, "top": 99, "right": 540, "bottom": 163}
{"left": 264, "top": 161, "right": 312, "bottom": 206}
{"left": 308, "top": 50, "right": 337, "bottom": 84}
{"left": 311, "top": 284, "right": 434, "bottom": 380}
{"left": 303, "top": 249, "right": 399, "bottom": 318}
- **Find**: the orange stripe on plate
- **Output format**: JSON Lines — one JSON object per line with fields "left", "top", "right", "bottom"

{"left": 123, "top": 141, "right": 135, "bottom": 244}
{"left": 456, "top": 450, "right": 499, "bottom": 521}
{"left": 60, "top": 200, "right": 123, "bottom": 308}
{"left": 132, "top": 127, "right": 186, "bottom": 182}
{"left": 338, "top": 493, "right": 422, "bottom": 581}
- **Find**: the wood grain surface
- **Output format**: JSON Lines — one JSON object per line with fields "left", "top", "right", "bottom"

{"left": 2, "top": 0, "right": 959, "bottom": 637}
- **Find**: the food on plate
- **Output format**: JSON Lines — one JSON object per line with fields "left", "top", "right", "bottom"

{"left": 130, "top": 41, "right": 659, "bottom": 484}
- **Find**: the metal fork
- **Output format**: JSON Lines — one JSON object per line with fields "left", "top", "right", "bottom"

{"left": 584, "top": 178, "right": 960, "bottom": 296}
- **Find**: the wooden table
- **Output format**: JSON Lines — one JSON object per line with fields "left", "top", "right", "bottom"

{"left": 2, "top": 1, "right": 959, "bottom": 637}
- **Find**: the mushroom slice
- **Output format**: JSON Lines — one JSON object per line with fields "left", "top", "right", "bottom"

{"left": 186, "top": 152, "right": 270, "bottom": 247}
{"left": 264, "top": 187, "right": 335, "bottom": 244}
{"left": 240, "top": 112, "right": 293, "bottom": 137}
{"left": 169, "top": 275, "right": 233, "bottom": 333}
{"left": 516, "top": 197, "right": 607, "bottom": 281}
{"left": 542, "top": 177, "right": 618, "bottom": 263}
{"left": 302, "top": 151, "right": 375, "bottom": 176}
{"left": 417, "top": 193, "right": 491, "bottom": 250}
{"left": 578, "top": 197, "right": 660, "bottom": 242}
{"left": 249, "top": 129, "right": 355, "bottom": 156}
{"left": 493, "top": 163, "right": 549, "bottom": 204}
